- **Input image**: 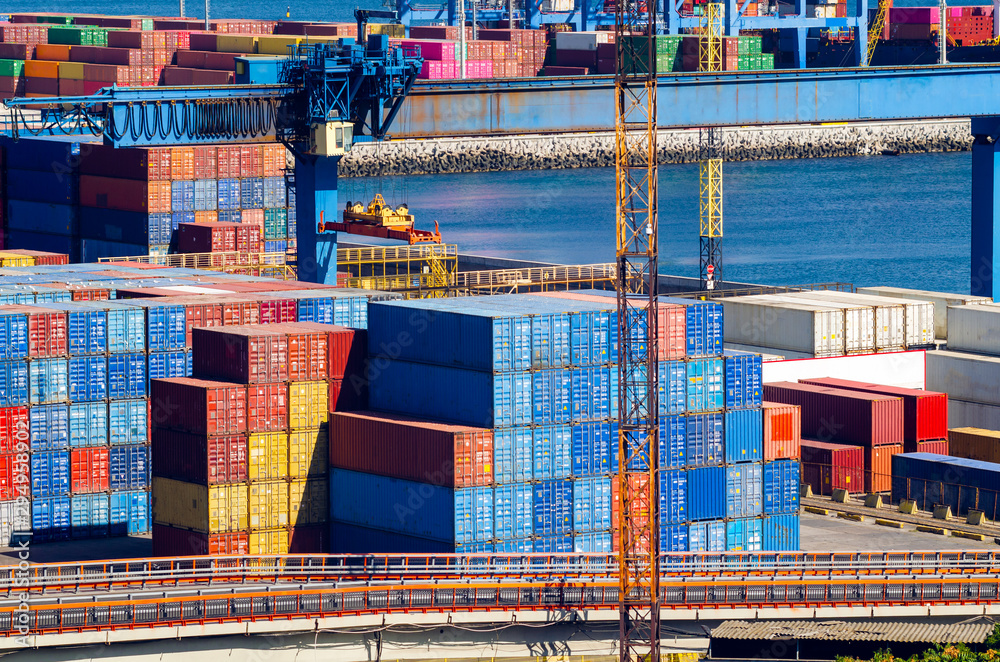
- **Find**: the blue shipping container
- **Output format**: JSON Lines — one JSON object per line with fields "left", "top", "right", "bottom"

{"left": 726, "top": 463, "right": 763, "bottom": 518}
{"left": 574, "top": 531, "right": 611, "bottom": 553}
{"left": 172, "top": 211, "right": 195, "bottom": 230}
{"left": 171, "top": 180, "right": 195, "bottom": 212}
{"left": 194, "top": 179, "right": 217, "bottom": 211}
{"left": 217, "top": 178, "right": 240, "bottom": 210}
{"left": 148, "top": 213, "right": 173, "bottom": 245}
{"left": 534, "top": 425, "right": 571, "bottom": 480}
{"left": 29, "top": 358, "right": 69, "bottom": 404}
{"left": 534, "top": 535, "right": 573, "bottom": 552}
{"left": 72, "top": 302, "right": 145, "bottom": 353}
{"left": 688, "top": 520, "right": 726, "bottom": 552}
{"left": 369, "top": 361, "right": 531, "bottom": 427}
{"left": 763, "top": 513, "right": 800, "bottom": 551}
{"left": 119, "top": 301, "right": 185, "bottom": 351}
{"left": 573, "top": 422, "right": 612, "bottom": 477}
{"left": 890, "top": 453, "right": 1000, "bottom": 517}
{"left": 571, "top": 367, "right": 611, "bottom": 422}
{"left": 661, "top": 524, "right": 689, "bottom": 552}
{"left": 533, "top": 480, "right": 572, "bottom": 536}
{"left": 727, "top": 517, "right": 764, "bottom": 551}
{"left": 494, "top": 428, "right": 532, "bottom": 483}
{"left": 148, "top": 351, "right": 192, "bottom": 380}
{"left": 686, "top": 414, "right": 724, "bottom": 467}
{"left": 659, "top": 415, "right": 686, "bottom": 469}
{"left": 572, "top": 476, "right": 611, "bottom": 533}
{"left": 32, "top": 495, "right": 71, "bottom": 542}
{"left": 109, "top": 399, "right": 148, "bottom": 445}
{"left": 494, "top": 482, "right": 533, "bottom": 540}
{"left": 687, "top": 465, "right": 726, "bottom": 521}
{"left": 6, "top": 199, "right": 77, "bottom": 236}
{"left": 110, "top": 445, "right": 149, "bottom": 490}
{"left": 763, "top": 460, "right": 800, "bottom": 515}
{"left": 533, "top": 369, "right": 571, "bottom": 425}
{"left": 109, "top": 490, "right": 150, "bottom": 536}
{"left": 31, "top": 451, "right": 70, "bottom": 498}
{"left": 724, "top": 408, "right": 763, "bottom": 464}
{"left": 658, "top": 360, "right": 686, "bottom": 415}
{"left": 659, "top": 297, "right": 724, "bottom": 358}
{"left": 108, "top": 353, "right": 147, "bottom": 399}
{"left": 241, "top": 177, "right": 264, "bottom": 209}
{"left": 724, "top": 349, "right": 763, "bottom": 409}
{"left": 0, "top": 310, "right": 28, "bottom": 359}
{"left": 30, "top": 404, "right": 69, "bottom": 451}
{"left": 70, "top": 493, "right": 109, "bottom": 538}
{"left": 68, "top": 355, "right": 107, "bottom": 402}
{"left": 263, "top": 176, "right": 286, "bottom": 208}
{"left": 660, "top": 469, "right": 687, "bottom": 524}
{"left": 493, "top": 539, "right": 533, "bottom": 553}
{"left": 69, "top": 402, "right": 108, "bottom": 448}
{"left": 686, "top": 358, "right": 724, "bottom": 413}
{"left": 263, "top": 240, "right": 287, "bottom": 254}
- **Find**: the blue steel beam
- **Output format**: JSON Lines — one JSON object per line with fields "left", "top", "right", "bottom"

{"left": 394, "top": 65, "right": 1000, "bottom": 137}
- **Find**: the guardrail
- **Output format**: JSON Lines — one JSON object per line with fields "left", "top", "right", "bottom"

{"left": 6, "top": 551, "right": 1000, "bottom": 595}
{"left": 3, "top": 575, "right": 999, "bottom": 641}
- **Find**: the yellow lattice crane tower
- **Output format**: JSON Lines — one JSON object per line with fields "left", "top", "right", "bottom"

{"left": 614, "top": 0, "right": 661, "bottom": 660}
{"left": 699, "top": 3, "right": 724, "bottom": 291}
{"left": 866, "top": 0, "right": 889, "bottom": 65}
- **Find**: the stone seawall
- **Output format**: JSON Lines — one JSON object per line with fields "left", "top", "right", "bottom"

{"left": 339, "top": 119, "right": 972, "bottom": 177}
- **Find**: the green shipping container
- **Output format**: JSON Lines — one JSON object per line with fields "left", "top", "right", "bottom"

{"left": 140, "top": 19, "right": 155, "bottom": 30}
{"left": 264, "top": 208, "right": 288, "bottom": 240}
{"left": 0, "top": 59, "right": 25, "bottom": 78}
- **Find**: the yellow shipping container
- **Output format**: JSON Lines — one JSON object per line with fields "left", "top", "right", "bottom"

{"left": 249, "top": 528, "right": 289, "bottom": 555}
{"left": 949, "top": 427, "right": 1000, "bottom": 464}
{"left": 256, "top": 35, "right": 300, "bottom": 55}
{"left": 288, "top": 428, "right": 328, "bottom": 478}
{"left": 288, "top": 478, "right": 329, "bottom": 526}
{"left": 217, "top": 34, "right": 258, "bottom": 53}
{"left": 249, "top": 431, "right": 289, "bottom": 481}
{"left": 151, "top": 478, "right": 248, "bottom": 534}
{"left": 288, "top": 381, "right": 328, "bottom": 430}
{"left": 0, "top": 252, "right": 34, "bottom": 267}
{"left": 365, "top": 23, "right": 405, "bottom": 38}
{"left": 249, "top": 480, "right": 289, "bottom": 530}
{"left": 58, "top": 62, "right": 86, "bottom": 80}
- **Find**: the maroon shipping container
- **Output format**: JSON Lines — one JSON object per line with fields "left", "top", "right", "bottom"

{"left": 150, "top": 377, "right": 248, "bottom": 436}
{"left": 263, "top": 323, "right": 329, "bottom": 381}
{"left": 177, "top": 222, "right": 237, "bottom": 253}
{"left": 79, "top": 175, "right": 152, "bottom": 212}
{"left": 152, "top": 524, "right": 249, "bottom": 556}
{"left": 0, "top": 44, "right": 28, "bottom": 59}
{"left": 192, "top": 326, "right": 289, "bottom": 384}
{"left": 204, "top": 52, "right": 240, "bottom": 71}
{"left": 555, "top": 49, "right": 598, "bottom": 67}
{"left": 762, "top": 401, "right": 801, "bottom": 460}
{"left": 80, "top": 144, "right": 171, "bottom": 181}
{"left": 543, "top": 66, "right": 590, "bottom": 76}
{"left": 0, "top": 305, "right": 67, "bottom": 357}
{"left": 176, "top": 50, "right": 208, "bottom": 68}
{"left": 257, "top": 296, "right": 297, "bottom": 324}
{"left": 24, "top": 77, "right": 59, "bottom": 95}
{"left": 329, "top": 410, "right": 493, "bottom": 487}
{"left": 58, "top": 79, "right": 86, "bottom": 96}
{"left": 191, "top": 69, "right": 233, "bottom": 85}
{"left": 288, "top": 525, "right": 328, "bottom": 553}
{"left": 246, "top": 382, "right": 288, "bottom": 433}
{"left": 151, "top": 429, "right": 248, "bottom": 485}
{"left": 329, "top": 378, "right": 367, "bottom": 413}
{"left": 762, "top": 382, "right": 904, "bottom": 446}
{"left": 912, "top": 439, "right": 950, "bottom": 454}
{"left": 800, "top": 439, "right": 865, "bottom": 495}
{"left": 290, "top": 322, "right": 366, "bottom": 381}
{"left": 189, "top": 32, "right": 219, "bottom": 51}
{"left": 798, "top": 377, "right": 948, "bottom": 444}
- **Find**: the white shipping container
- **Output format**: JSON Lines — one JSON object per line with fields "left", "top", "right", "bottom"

{"left": 0, "top": 500, "right": 31, "bottom": 547}
{"left": 545, "top": 0, "right": 576, "bottom": 10}
{"left": 840, "top": 291, "right": 935, "bottom": 348}
{"left": 947, "top": 303, "right": 1000, "bottom": 356}
{"left": 554, "top": 31, "right": 607, "bottom": 50}
{"left": 720, "top": 296, "right": 844, "bottom": 357}
{"left": 762, "top": 349, "right": 926, "bottom": 389}
{"left": 948, "top": 398, "right": 1000, "bottom": 431}
{"left": 789, "top": 290, "right": 907, "bottom": 352}
{"left": 857, "top": 286, "right": 992, "bottom": 339}
{"left": 926, "top": 349, "right": 1000, "bottom": 407}
{"left": 771, "top": 293, "right": 875, "bottom": 354}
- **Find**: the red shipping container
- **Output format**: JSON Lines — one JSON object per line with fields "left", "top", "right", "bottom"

{"left": 912, "top": 439, "right": 949, "bottom": 454}
{"left": 328, "top": 410, "right": 493, "bottom": 487}
{"left": 152, "top": 524, "right": 249, "bottom": 556}
{"left": 241, "top": 208, "right": 265, "bottom": 227}
{"left": 798, "top": 377, "right": 948, "bottom": 444}
{"left": 763, "top": 401, "right": 801, "bottom": 460}
{"left": 217, "top": 146, "right": 242, "bottom": 179}
{"left": 25, "top": 77, "right": 59, "bottom": 95}
{"left": 192, "top": 326, "right": 289, "bottom": 384}
{"left": 218, "top": 296, "right": 262, "bottom": 325}
{"left": 762, "top": 382, "right": 904, "bottom": 446}
{"left": 71, "top": 447, "right": 109, "bottom": 494}
{"left": 152, "top": 295, "right": 226, "bottom": 346}
{"left": 177, "top": 222, "right": 237, "bottom": 253}
{"left": 150, "top": 377, "right": 248, "bottom": 436}
{"left": 0, "top": 406, "right": 30, "bottom": 454}
{"left": 235, "top": 224, "right": 263, "bottom": 253}
{"left": 239, "top": 145, "right": 263, "bottom": 177}
{"left": 151, "top": 429, "right": 248, "bottom": 485}
{"left": 329, "top": 378, "right": 367, "bottom": 412}
{"left": 288, "top": 525, "right": 328, "bottom": 553}
{"left": 189, "top": 32, "right": 219, "bottom": 51}
{"left": 176, "top": 49, "right": 207, "bottom": 68}
{"left": 192, "top": 69, "right": 233, "bottom": 85}
{"left": 58, "top": 79, "right": 85, "bottom": 96}
{"left": 290, "top": 322, "right": 366, "bottom": 381}
{"left": 108, "top": 29, "right": 155, "bottom": 49}
{"left": 79, "top": 175, "right": 168, "bottom": 213}
{"left": 258, "top": 296, "right": 297, "bottom": 325}
{"left": 0, "top": 305, "right": 68, "bottom": 357}
{"left": 262, "top": 322, "right": 329, "bottom": 381}
{"left": 612, "top": 473, "right": 652, "bottom": 554}
{"left": 0, "top": 453, "right": 29, "bottom": 501}
{"left": 246, "top": 382, "right": 288, "bottom": 432}
{"left": 800, "top": 439, "right": 865, "bottom": 495}
{"left": 864, "top": 442, "right": 903, "bottom": 494}
{"left": 193, "top": 146, "right": 217, "bottom": 179}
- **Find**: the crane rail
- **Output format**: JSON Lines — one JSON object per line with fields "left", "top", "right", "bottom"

{"left": 6, "top": 551, "right": 1000, "bottom": 595}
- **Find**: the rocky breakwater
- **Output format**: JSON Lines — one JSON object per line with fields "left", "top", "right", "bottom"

{"left": 339, "top": 119, "right": 972, "bottom": 177}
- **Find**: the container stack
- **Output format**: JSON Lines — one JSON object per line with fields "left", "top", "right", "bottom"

{"left": 888, "top": 7, "right": 995, "bottom": 46}
{"left": 761, "top": 401, "right": 802, "bottom": 550}
{"left": 928, "top": 303, "right": 1000, "bottom": 430}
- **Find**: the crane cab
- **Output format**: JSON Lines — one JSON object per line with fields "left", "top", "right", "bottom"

{"left": 310, "top": 120, "right": 354, "bottom": 156}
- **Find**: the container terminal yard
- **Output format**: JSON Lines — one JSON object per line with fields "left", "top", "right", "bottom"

{"left": 0, "top": 4, "right": 999, "bottom": 662}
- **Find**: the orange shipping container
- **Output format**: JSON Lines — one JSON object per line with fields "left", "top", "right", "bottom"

{"left": 612, "top": 473, "right": 652, "bottom": 553}
{"left": 194, "top": 211, "right": 218, "bottom": 224}
{"left": 71, "top": 447, "right": 110, "bottom": 494}
{"left": 762, "top": 401, "right": 801, "bottom": 460}
{"left": 865, "top": 442, "right": 902, "bottom": 494}
{"left": 35, "top": 44, "right": 72, "bottom": 61}
{"left": 217, "top": 146, "right": 242, "bottom": 179}
{"left": 170, "top": 147, "right": 195, "bottom": 180}
{"left": 240, "top": 145, "right": 263, "bottom": 177}
{"left": 262, "top": 143, "right": 285, "bottom": 177}
{"left": 242, "top": 209, "right": 265, "bottom": 226}
{"left": 25, "top": 60, "right": 60, "bottom": 78}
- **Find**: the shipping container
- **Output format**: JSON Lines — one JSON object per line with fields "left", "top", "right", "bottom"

{"left": 118, "top": 299, "right": 186, "bottom": 350}
{"left": 29, "top": 403, "right": 68, "bottom": 452}
{"left": 150, "top": 377, "right": 247, "bottom": 436}
{"left": 726, "top": 516, "right": 763, "bottom": 551}
{"left": 856, "top": 286, "right": 990, "bottom": 339}
{"left": 69, "top": 301, "right": 145, "bottom": 352}
{"left": 67, "top": 355, "right": 107, "bottom": 402}
{"left": 0, "top": 406, "right": 30, "bottom": 454}
{"left": 0, "top": 308, "right": 28, "bottom": 359}
{"left": 495, "top": 427, "right": 531, "bottom": 483}
{"left": 532, "top": 369, "right": 570, "bottom": 424}
{"left": 534, "top": 479, "right": 572, "bottom": 535}
{"left": 288, "top": 477, "right": 328, "bottom": 525}
{"left": 685, "top": 413, "right": 723, "bottom": 467}
{"left": 152, "top": 429, "right": 247, "bottom": 485}
{"left": 248, "top": 479, "right": 289, "bottom": 529}
{"left": 572, "top": 421, "right": 612, "bottom": 477}
{"left": 800, "top": 438, "right": 865, "bottom": 495}
{"left": 725, "top": 408, "right": 763, "bottom": 463}
{"left": 31, "top": 450, "right": 70, "bottom": 497}
{"left": 266, "top": 322, "right": 329, "bottom": 381}
{"left": 762, "top": 513, "right": 799, "bottom": 551}
{"left": 192, "top": 326, "right": 288, "bottom": 384}
{"left": 29, "top": 357, "right": 69, "bottom": 404}
{"left": 573, "top": 531, "right": 611, "bottom": 553}
{"left": 249, "top": 527, "right": 290, "bottom": 554}
{"left": 148, "top": 350, "right": 192, "bottom": 380}
{"left": 863, "top": 442, "right": 903, "bottom": 493}
{"left": 71, "top": 446, "right": 109, "bottom": 493}
{"left": 661, "top": 524, "right": 689, "bottom": 552}
{"left": 531, "top": 424, "right": 572, "bottom": 480}
{"left": 891, "top": 452, "right": 1000, "bottom": 518}
{"left": 913, "top": 439, "right": 949, "bottom": 454}
{"left": 151, "top": 477, "right": 248, "bottom": 533}
{"left": 32, "top": 495, "right": 71, "bottom": 541}
{"left": 949, "top": 427, "right": 1000, "bottom": 463}
{"left": 109, "top": 490, "right": 149, "bottom": 536}
{"left": 687, "top": 465, "right": 725, "bottom": 521}
{"left": 659, "top": 415, "right": 687, "bottom": 469}
{"left": 288, "top": 525, "right": 328, "bottom": 554}
{"left": 248, "top": 432, "right": 289, "bottom": 481}
{"left": 794, "top": 290, "right": 934, "bottom": 349}
{"left": 39, "top": 302, "right": 107, "bottom": 354}
{"left": 494, "top": 482, "right": 533, "bottom": 541}
{"left": 0, "top": 500, "right": 31, "bottom": 547}
{"left": 686, "top": 358, "right": 723, "bottom": 413}
{"left": 762, "top": 401, "right": 802, "bottom": 460}
{"left": 110, "top": 444, "right": 149, "bottom": 490}
{"left": 245, "top": 382, "right": 287, "bottom": 433}
{"left": 70, "top": 493, "right": 109, "bottom": 538}
{"left": 0, "top": 361, "right": 29, "bottom": 407}
{"left": 688, "top": 520, "right": 726, "bottom": 552}
{"left": 288, "top": 380, "right": 327, "bottom": 429}
{"left": 109, "top": 399, "right": 148, "bottom": 445}
{"left": 152, "top": 524, "right": 249, "bottom": 556}
{"left": 774, "top": 292, "right": 878, "bottom": 354}
{"left": 726, "top": 463, "right": 763, "bottom": 518}
{"left": 763, "top": 459, "right": 800, "bottom": 515}
{"left": 0, "top": 454, "right": 27, "bottom": 501}
{"left": 927, "top": 350, "right": 1000, "bottom": 407}
{"left": 724, "top": 349, "right": 762, "bottom": 409}
{"left": 721, "top": 296, "right": 845, "bottom": 357}
{"left": 107, "top": 353, "right": 147, "bottom": 399}
{"left": 288, "top": 427, "right": 327, "bottom": 478}
{"left": 799, "top": 377, "right": 947, "bottom": 444}
{"left": 762, "top": 382, "right": 904, "bottom": 446}
{"left": 660, "top": 469, "right": 688, "bottom": 524}
{"left": 657, "top": 296, "right": 723, "bottom": 358}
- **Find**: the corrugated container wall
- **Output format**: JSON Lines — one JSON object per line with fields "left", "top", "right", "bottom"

{"left": 762, "top": 382, "right": 903, "bottom": 446}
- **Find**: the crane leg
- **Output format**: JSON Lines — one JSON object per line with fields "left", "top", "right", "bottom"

{"left": 296, "top": 156, "right": 341, "bottom": 284}
{"left": 971, "top": 117, "right": 1000, "bottom": 299}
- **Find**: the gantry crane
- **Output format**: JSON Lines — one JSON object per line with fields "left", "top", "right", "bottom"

{"left": 1, "top": 14, "right": 422, "bottom": 284}
{"left": 699, "top": 3, "right": 724, "bottom": 291}
{"left": 614, "top": 1, "right": 661, "bottom": 661}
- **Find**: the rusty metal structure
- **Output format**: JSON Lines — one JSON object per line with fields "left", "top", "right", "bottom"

{"left": 614, "top": 0, "right": 661, "bottom": 658}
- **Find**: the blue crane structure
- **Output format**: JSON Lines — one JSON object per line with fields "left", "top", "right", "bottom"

{"left": 1, "top": 28, "right": 423, "bottom": 285}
